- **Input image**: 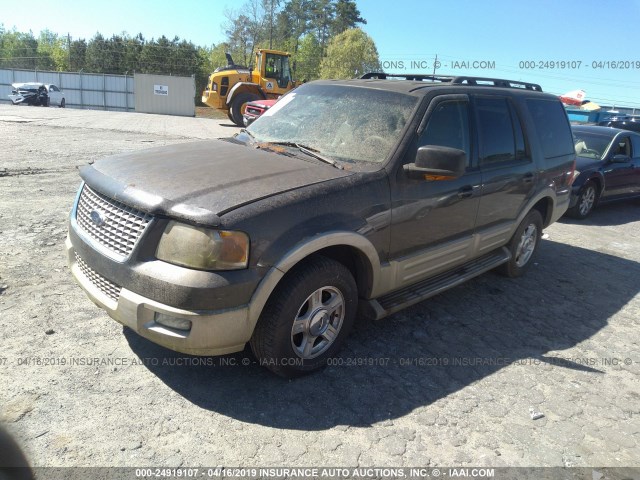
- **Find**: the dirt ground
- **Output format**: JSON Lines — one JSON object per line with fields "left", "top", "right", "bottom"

{"left": 0, "top": 105, "right": 639, "bottom": 471}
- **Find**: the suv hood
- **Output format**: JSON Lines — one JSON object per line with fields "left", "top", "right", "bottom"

{"left": 80, "top": 139, "right": 353, "bottom": 226}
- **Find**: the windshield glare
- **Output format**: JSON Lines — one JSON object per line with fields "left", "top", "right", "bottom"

{"left": 247, "top": 83, "right": 418, "bottom": 164}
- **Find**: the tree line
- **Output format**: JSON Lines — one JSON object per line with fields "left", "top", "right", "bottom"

{"left": 0, "top": 0, "right": 380, "bottom": 100}
{"left": 220, "top": 0, "right": 380, "bottom": 80}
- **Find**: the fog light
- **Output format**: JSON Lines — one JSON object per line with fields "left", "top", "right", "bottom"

{"left": 154, "top": 313, "right": 192, "bottom": 331}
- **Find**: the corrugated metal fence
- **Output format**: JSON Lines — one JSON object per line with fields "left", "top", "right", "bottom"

{"left": 0, "top": 68, "right": 134, "bottom": 111}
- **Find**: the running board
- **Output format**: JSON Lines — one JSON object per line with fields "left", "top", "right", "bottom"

{"left": 360, "top": 247, "right": 511, "bottom": 321}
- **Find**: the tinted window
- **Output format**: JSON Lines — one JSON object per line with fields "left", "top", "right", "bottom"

{"left": 615, "top": 137, "right": 632, "bottom": 157}
{"left": 510, "top": 103, "right": 526, "bottom": 160}
{"left": 527, "top": 98, "right": 574, "bottom": 158}
{"left": 419, "top": 100, "right": 471, "bottom": 165}
{"left": 475, "top": 97, "right": 515, "bottom": 165}
{"left": 631, "top": 135, "right": 640, "bottom": 159}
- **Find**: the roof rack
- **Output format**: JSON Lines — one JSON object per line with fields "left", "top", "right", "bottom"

{"left": 360, "top": 73, "right": 543, "bottom": 92}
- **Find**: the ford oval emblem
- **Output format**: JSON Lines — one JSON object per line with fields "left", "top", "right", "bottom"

{"left": 90, "top": 210, "right": 106, "bottom": 226}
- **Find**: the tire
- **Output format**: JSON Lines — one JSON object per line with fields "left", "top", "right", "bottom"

{"left": 498, "top": 210, "right": 543, "bottom": 278}
{"left": 567, "top": 180, "right": 597, "bottom": 219}
{"left": 226, "top": 108, "right": 234, "bottom": 122}
{"left": 59, "top": 98, "right": 65, "bottom": 108}
{"left": 250, "top": 256, "right": 358, "bottom": 377}
{"left": 230, "top": 92, "right": 259, "bottom": 127}
{"left": 41, "top": 97, "right": 49, "bottom": 107}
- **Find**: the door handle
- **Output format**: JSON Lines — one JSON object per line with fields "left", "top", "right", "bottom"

{"left": 523, "top": 172, "right": 535, "bottom": 183}
{"left": 457, "top": 185, "right": 474, "bottom": 198}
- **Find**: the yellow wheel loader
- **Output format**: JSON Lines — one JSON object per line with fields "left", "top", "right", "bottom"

{"left": 202, "top": 49, "right": 296, "bottom": 126}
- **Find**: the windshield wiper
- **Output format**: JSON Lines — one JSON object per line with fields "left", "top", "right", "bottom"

{"left": 266, "top": 142, "right": 343, "bottom": 169}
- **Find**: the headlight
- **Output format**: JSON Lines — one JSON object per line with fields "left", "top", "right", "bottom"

{"left": 156, "top": 221, "right": 249, "bottom": 271}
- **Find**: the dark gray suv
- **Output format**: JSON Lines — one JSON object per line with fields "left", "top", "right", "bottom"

{"left": 67, "top": 74, "right": 576, "bottom": 377}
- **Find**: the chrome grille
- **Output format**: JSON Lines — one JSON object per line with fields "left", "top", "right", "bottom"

{"left": 75, "top": 253, "right": 121, "bottom": 302}
{"left": 76, "top": 185, "right": 152, "bottom": 257}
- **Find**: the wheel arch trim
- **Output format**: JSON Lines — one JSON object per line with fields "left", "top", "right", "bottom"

{"left": 225, "top": 82, "right": 266, "bottom": 105}
{"left": 247, "top": 232, "right": 381, "bottom": 328}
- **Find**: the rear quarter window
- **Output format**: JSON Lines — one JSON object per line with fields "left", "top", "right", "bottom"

{"left": 526, "top": 98, "right": 574, "bottom": 159}
{"left": 631, "top": 134, "right": 640, "bottom": 160}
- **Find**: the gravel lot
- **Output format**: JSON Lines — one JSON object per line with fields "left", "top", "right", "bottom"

{"left": 0, "top": 104, "right": 639, "bottom": 470}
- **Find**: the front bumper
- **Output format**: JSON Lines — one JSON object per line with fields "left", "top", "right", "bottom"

{"left": 568, "top": 185, "right": 583, "bottom": 208}
{"left": 67, "top": 236, "right": 252, "bottom": 356}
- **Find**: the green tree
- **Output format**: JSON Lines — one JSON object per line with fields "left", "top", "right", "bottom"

{"left": 122, "top": 33, "right": 145, "bottom": 73}
{"left": 311, "top": 0, "right": 335, "bottom": 52}
{"left": 331, "top": 0, "right": 366, "bottom": 35}
{"left": 169, "top": 38, "right": 201, "bottom": 76}
{"left": 207, "top": 43, "right": 231, "bottom": 69}
{"left": 274, "top": 0, "right": 311, "bottom": 52}
{"left": 36, "top": 30, "right": 65, "bottom": 70}
{"left": 139, "top": 36, "right": 173, "bottom": 74}
{"left": 224, "top": 13, "right": 255, "bottom": 66}
{"left": 294, "top": 33, "right": 322, "bottom": 81}
{"left": 0, "top": 29, "right": 38, "bottom": 69}
{"left": 319, "top": 27, "right": 380, "bottom": 79}
{"left": 69, "top": 38, "right": 87, "bottom": 71}
{"left": 262, "top": 0, "right": 281, "bottom": 48}
{"left": 85, "top": 33, "right": 107, "bottom": 72}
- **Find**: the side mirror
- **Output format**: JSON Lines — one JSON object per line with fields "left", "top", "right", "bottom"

{"left": 403, "top": 145, "right": 467, "bottom": 180}
{"left": 611, "top": 154, "right": 631, "bottom": 163}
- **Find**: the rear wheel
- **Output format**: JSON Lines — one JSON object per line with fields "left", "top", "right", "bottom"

{"left": 498, "top": 210, "right": 543, "bottom": 278}
{"left": 568, "top": 180, "right": 597, "bottom": 219}
{"left": 250, "top": 256, "right": 358, "bottom": 377}
{"left": 230, "top": 92, "right": 259, "bottom": 127}
{"left": 59, "top": 98, "right": 65, "bottom": 108}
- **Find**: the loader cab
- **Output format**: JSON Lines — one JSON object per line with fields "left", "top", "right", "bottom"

{"left": 256, "top": 50, "right": 293, "bottom": 92}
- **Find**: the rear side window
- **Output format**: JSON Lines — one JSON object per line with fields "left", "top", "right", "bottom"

{"left": 475, "top": 97, "right": 517, "bottom": 166}
{"left": 526, "top": 98, "right": 574, "bottom": 158}
{"left": 631, "top": 135, "right": 640, "bottom": 160}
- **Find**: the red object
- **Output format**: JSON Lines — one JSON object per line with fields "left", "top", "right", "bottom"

{"left": 559, "top": 90, "right": 586, "bottom": 106}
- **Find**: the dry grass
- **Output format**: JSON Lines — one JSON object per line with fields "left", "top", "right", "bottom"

{"left": 195, "top": 106, "right": 227, "bottom": 120}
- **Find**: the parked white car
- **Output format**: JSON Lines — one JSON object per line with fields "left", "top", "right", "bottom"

{"left": 8, "top": 83, "right": 66, "bottom": 107}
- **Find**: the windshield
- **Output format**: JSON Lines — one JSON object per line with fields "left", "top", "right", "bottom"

{"left": 246, "top": 83, "right": 418, "bottom": 164}
{"left": 573, "top": 131, "right": 614, "bottom": 160}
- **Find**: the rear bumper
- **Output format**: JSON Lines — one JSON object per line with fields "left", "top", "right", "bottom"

{"left": 66, "top": 236, "right": 252, "bottom": 356}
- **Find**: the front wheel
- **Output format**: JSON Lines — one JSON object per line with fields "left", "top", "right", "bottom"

{"left": 230, "top": 92, "right": 259, "bottom": 127}
{"left": 250, "top": 256, "right": 358, "bottom": 377}
{"left": 568, "top": 180, "right": 597, "bottom": 219}
{"left": 498, "top": 210, "right": 543, "bottom": 278}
